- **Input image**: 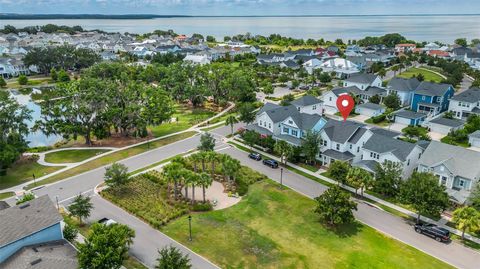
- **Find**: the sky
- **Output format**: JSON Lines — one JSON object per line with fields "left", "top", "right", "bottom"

{"left": 1, "top": 0, "right": 480, "bottom": 16}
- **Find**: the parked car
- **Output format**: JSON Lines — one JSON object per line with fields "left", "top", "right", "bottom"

{"left": 248, "top": 152, "right": 262, "bottom": 161}
{"left": 262, "top": 159, "right": 279, "bottom": 168}
{"left": 98, "top": 218, "right": 117, "bottom": 226}
{"left": 414, "top": 223, "right": 450, "bottom": 242}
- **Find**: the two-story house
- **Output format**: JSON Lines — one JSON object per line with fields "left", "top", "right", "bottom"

{"left": 448, "top": 87, "right": 480, "bottom": 119}
{"left": 343, "top": 73, "right": 382, "bottom": 90}
{"left": 410, "top": 81, "right": 455, "bottom": 117}
{"left": 395, "top": 43, "right": 417, "bottom": 54}
{"left": 319, "top": 120, "right": 371, "bottom": 166}
{"left": 358, "top": 134, "right": 425, "bottom": 178}
{"left": 418, "top": 141, "right": 480, "bottom": 204}
{"left": 387, "top": 77, "right": 421, "bottom": 106}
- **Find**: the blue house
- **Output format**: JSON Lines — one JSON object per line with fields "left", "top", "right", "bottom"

{"left": 410, "top": 82, "right": 455, "bottom": 117}
{"left": 277, "top": 113, "right": 327, "bottom": 146}
{"left": 0, "top": 195, "right": 64, "bottom": 264}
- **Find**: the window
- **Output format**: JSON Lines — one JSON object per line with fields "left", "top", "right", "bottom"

{"left": 313, "top": 105, "right": 317, "bottom": 110}
{"left": 407, "top": 159, "right": 410, "bottom": 165}
{"left": 370, "top": 152, "right": 373, "bottom": 158}
{"left": 357, "top": 147, "right": 360, "bottom": 153}
{"left": 297, "top": 107, "right": 300, "bottom": 111}
{"left": 422, "top": 96, "right": 426, "bottom": 101}
{"left": 268, "top": 123, "right": 271, "bottom": 129}
{"left": 259, "top": 120, "right": 262, "bottom": 126}
{"left": 336, "top": 144, "right": 340, "bottom": 150}
{"left": 292, "top": 130, "right": 298, "bottom": 136}
{"left": 288, "top": 120, "right": 293, "bottom": 124}
{"left": 459, "top": 179, "right": 465, "bottom": 187}
{"left": 349, "top": 144, "right": 352, "bottom": 150}
{"left": 329, "top": 97, "right": 332, "bottom": 101}
{"left": 323, "top": 140, "right": 327, "bottom": 146}
{"left": 283, "top": 127, "right": 289, "bottom": 133}
{"left": 441, "top": 176, "right": 447, "bottom": 186}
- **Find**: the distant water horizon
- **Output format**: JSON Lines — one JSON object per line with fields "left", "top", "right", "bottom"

{"left": 1, "top": 14, "right": 480, "bottom": 43}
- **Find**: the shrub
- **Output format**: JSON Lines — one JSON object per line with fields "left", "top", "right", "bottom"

{"left": 16, "top": 193, "right": 35, "bottom": 205}
{"left": 192, "top": 202, "right": 213, "bottom": 212}
{"left": 370, "top": 114, "right": 386, "bottom": 123}
{"left": 63, "top": 223, "right": 79, "bottom": 242}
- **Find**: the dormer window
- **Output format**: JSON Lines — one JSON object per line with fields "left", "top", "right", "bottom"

{"left": 288, "top": 120, "right": 293, "bottom": 124}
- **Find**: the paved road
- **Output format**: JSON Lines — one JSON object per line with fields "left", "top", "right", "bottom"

{"left": 220, "top": 146, "right": 480, "bottom": 269}
{"left": 7, "top": 124, "right": 480, "bottom": 269}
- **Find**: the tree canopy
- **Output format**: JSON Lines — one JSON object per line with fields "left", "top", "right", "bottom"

{"left": 314, "top": 186, "right": 357, "bottom": 226}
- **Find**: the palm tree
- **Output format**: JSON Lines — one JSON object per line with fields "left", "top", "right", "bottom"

{"left": 190, "top": 173, "right": 200, "bottom": 204}
{"left": 378, "top": 68, "right": 387, "bottom": 79}
{"left": 391, "top": 65, "right": 399, "bottom": 77}
{"left": 221, "top": 155, "right": 241, "bottom": 185}
{"left": 162, "top": 162, "right": 184, "bottom": 200}
{"left": 452, "top": 206, "right": 480, "bottom": 240}
{"left": 199, "top": 172, "right": 213, "bottom": 203}
{"left": 225, "top": 115, "right": 239, "bottom": 136}
{"left": 189, "top": 153, "right": 201, "bottom": 173}
{"left": 198, "top": 151, "right": 208, "bottom": 172}
{"left": 182, "top": 169, "right": 192, "bottom": 199}
{"left": 205, "top": 151, "right": 219, "bottom": 177}
{"left": 274, "top": 140, "right": 293, "bottom": 166}
{"left": 346, "top": 167, "right": 373, "bottom": 196}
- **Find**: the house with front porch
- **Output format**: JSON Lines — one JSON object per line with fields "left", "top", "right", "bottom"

{"left": 410, "top": 82, "right": 455, "bottom": 117}
{"left": 448, "top": 87, "right": 480, "bottom": 119}
{"left": 318, "top": 120, "right": 371, "bottom": 166}
{"left": 357, "top": 133, "right": 425, "bottom": 178}
{"left": 417, "top": 141, "right": 480, "bottom": 204}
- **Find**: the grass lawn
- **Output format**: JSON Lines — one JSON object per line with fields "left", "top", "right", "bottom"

{"left": 161, "top": 180, "right": 453, "bottom": 269}
{"left": 25, "top": 131, "right": 196, "bottom": 190}
{"left": 397, "top": 68, "right": 445, "bottom": 83}
{"left": 0, "top": 191, "right": 14, "bottom": 200}
{"left": 0, "top": 159, "right": 64, "bottom": 190}
{"left": 44, "top": 149, "right": 110, "bottom": 164}
{"left": 365, "top": 118, "right": 391, "bottom": 127}
{"left": 149, "top": 104, "right": 215, "bottom": 137}
{"left": 441, "top": 136, "right": 470, "bottom": 148}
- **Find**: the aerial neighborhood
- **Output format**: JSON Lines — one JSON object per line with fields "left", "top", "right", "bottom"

{"left": 2, "top": 20, "right": 480, "bottom": 269}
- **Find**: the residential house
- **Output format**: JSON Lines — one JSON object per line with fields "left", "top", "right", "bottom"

{"left": 155, "top": 45, "right": 182, "bottom": 54}
{"left": 427, "top": 50, "right": 450, "bottom": 59}
{"left": 317, "top": 58, "right": 360, "bottom": 78}
{"left": 183, "top": 54, "right": 211, "bottom": 65}
{"left": 423, "top": 42, "right": 441, "bottom": 52}
{"left": 410, "top": 81, "right": 455, "bottom": 117}
{"left": 464, "top": 52, "right": 480, "bottom": 68}
{"left": 0, "top": 58, "right": 30, "bottom": 78}
{"left": 358, "top": 133, "right": 425, "bottom": 178}
{"left": 418, "top": 141, "right": 480, "bottom": 204}
{"left": 0, "top": 195, "right": 77, "bottom": 268}
{"left": 319, "top": 120, "right": 371, "bottom": 166}
{"left": 395, "top": 44, "right": 417, "bottom": 54}
{"left": 290, "top": 95, "right": 323, "bottom": 115}
{"left": 246, "top": 103, "right": 327, "bottom": 146}
{"left": 387, "top": 77, "right": 421, "bottom": 106}
{"left": 451, "top": 46, "right": 473, "bottom": 60}
{"left": 343, "top": 73, "right": 382, "bottom": 89}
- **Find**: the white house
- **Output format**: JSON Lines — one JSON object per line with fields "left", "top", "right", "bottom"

{"left": 183, "top": 54, "right": 211, "bottom": 65}
{"left": 359, "top": 134, "right": 425, "bottom": 178}
{"left": 355, "top": 103, "right": 386, "bottom": 117}
{"left": 290, "top": 95, "right": 323, "bottom": 115}
{"left": 343, "top": 73, "right": 382, "bottom": 90}
{"left": 318, "top": 58, "right": 360, "bottom": 78}
{"left": 448, "top": 87, "right": 480, "bottom": 120}
{"left": 418, "top": 141, "right": 480, "bottom": 204}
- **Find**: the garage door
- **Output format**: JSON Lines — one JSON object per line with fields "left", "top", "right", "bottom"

{"left": 395, "top": 116, "right": 412, "bottom": 125}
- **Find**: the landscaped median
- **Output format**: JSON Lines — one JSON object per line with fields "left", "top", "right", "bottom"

{"left": 24, "top": 131, "right": 197, "bottom": 190}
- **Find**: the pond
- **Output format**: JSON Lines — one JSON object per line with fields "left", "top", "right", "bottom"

{"left": 9, "top": 89, "right": 63, "bottom": 148}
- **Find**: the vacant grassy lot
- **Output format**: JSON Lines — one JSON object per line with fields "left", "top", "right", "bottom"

{"left": 0, "top": 158, "right": 64, "bottom": 190}
{"left": 162, "top": 180, "right": 453, "bottom": 269}
{"left": 398, "top": 67, "right": 445, "bottom": 83}
{"left": 25, "top": 131, "right": 196, "bottom": 189}
{"left": 149, "top": 104, "right": 215, "bottom": 137}
{"left": 44, "top": 149, "right": 111, "bottom": 164}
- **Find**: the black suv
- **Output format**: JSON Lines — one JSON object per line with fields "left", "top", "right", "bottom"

{"left": 262, "top": 159, "right": 279, "bottom": 168}
{"left": 414, "top": 223, "right": 450, "bottom": 242}
{"left": 248, "top": 152, "right": 262, "bottom": 161}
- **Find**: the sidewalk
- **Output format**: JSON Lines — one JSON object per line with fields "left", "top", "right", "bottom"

{"left": 231, "top": 137, "right": 480, "bottom": 246}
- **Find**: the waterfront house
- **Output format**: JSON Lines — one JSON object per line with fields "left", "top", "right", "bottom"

{"left": 417, "top": 141, "right": 480, "bottom": 204}
{"left": 387, "top": 77, "right": 421, "bottom": 106}
{"left": 410, "top": 81, "right": 455, "bottom": 117}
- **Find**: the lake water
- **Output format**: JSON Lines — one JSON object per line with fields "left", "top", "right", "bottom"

{"left": 2, "top": 15, "right": 480, "bottom": 43}
{"left": 9, "top": 91, "right": 63, "bottom": 147}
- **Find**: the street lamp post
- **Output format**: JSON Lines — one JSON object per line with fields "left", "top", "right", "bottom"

{"left": 188, "top": 215, "right": 192, "bottom": 241}
{"left": 32, "top": 173, "right": 36, "bottom": 186}
{"left": 280, "top": 168, "right": 283, "bottom": 189}
{"left": 55, "top": 195, "right": 59, "bottom": 210}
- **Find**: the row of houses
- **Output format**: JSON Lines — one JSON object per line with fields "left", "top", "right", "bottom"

{"left": 248, "top": 95, "right": 480, "bottom": 204}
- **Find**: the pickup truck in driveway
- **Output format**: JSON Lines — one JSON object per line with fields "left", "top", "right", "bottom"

{"left": 414, "top": 223, "right": 450, "bottom": 242}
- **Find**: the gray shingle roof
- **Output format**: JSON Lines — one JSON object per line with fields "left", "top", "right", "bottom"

{"left": 291, "top": 95, "right": 322, "bottom": 107}
{"left": 352, "top": 160, "right": 379, "bottom": 173}
{"left": 322, "top": 149, "right": 355, "bottom": 161}
{"left": 257, "top": 102, "right": 281, "bottom": 115}
{"left": 387, "top": 77, "right": 420, "bottom": 92}
{"left": 394, "top": 110, "right": 427, "bottom": 119}
{"left": 323, "top": 119, "right": 365, "bottom": 144}
{"left": 289, "top": 113, "right": 324, "bottom": 130}
{"left": 0, "top": 201, "right": 10, "bottom": 210}
{"left": 370, "top": 128, "right": 401, "bottom": 138}
{"left": 451, "top": 87, "right": 480, "bottom": 103}
{"left": 356, "top": 103, "right": 384, "bottom": 110}
{"left": 419, "top": 141, "right": 480, "bottom": 180}
{"left": 415, "top": 81, "right": 453, "bottom": 97}
{"left": 345, "top": 73, "right": 379, "bottom": 85}
{"left": 363, "top": 134, "right": 417, "bottom": 162}
{"left": 429, "top": 117, "right": 465, "bottom": 128}
{"left": 469, "top": 130, "right": 480, "bottom": 139}
{"left": 0, "top": 195, "right": 62, "bottom": 247}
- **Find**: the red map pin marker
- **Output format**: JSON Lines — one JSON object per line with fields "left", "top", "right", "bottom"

{"left": 336, "top": 94, "right": 355, "bottom": 122}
